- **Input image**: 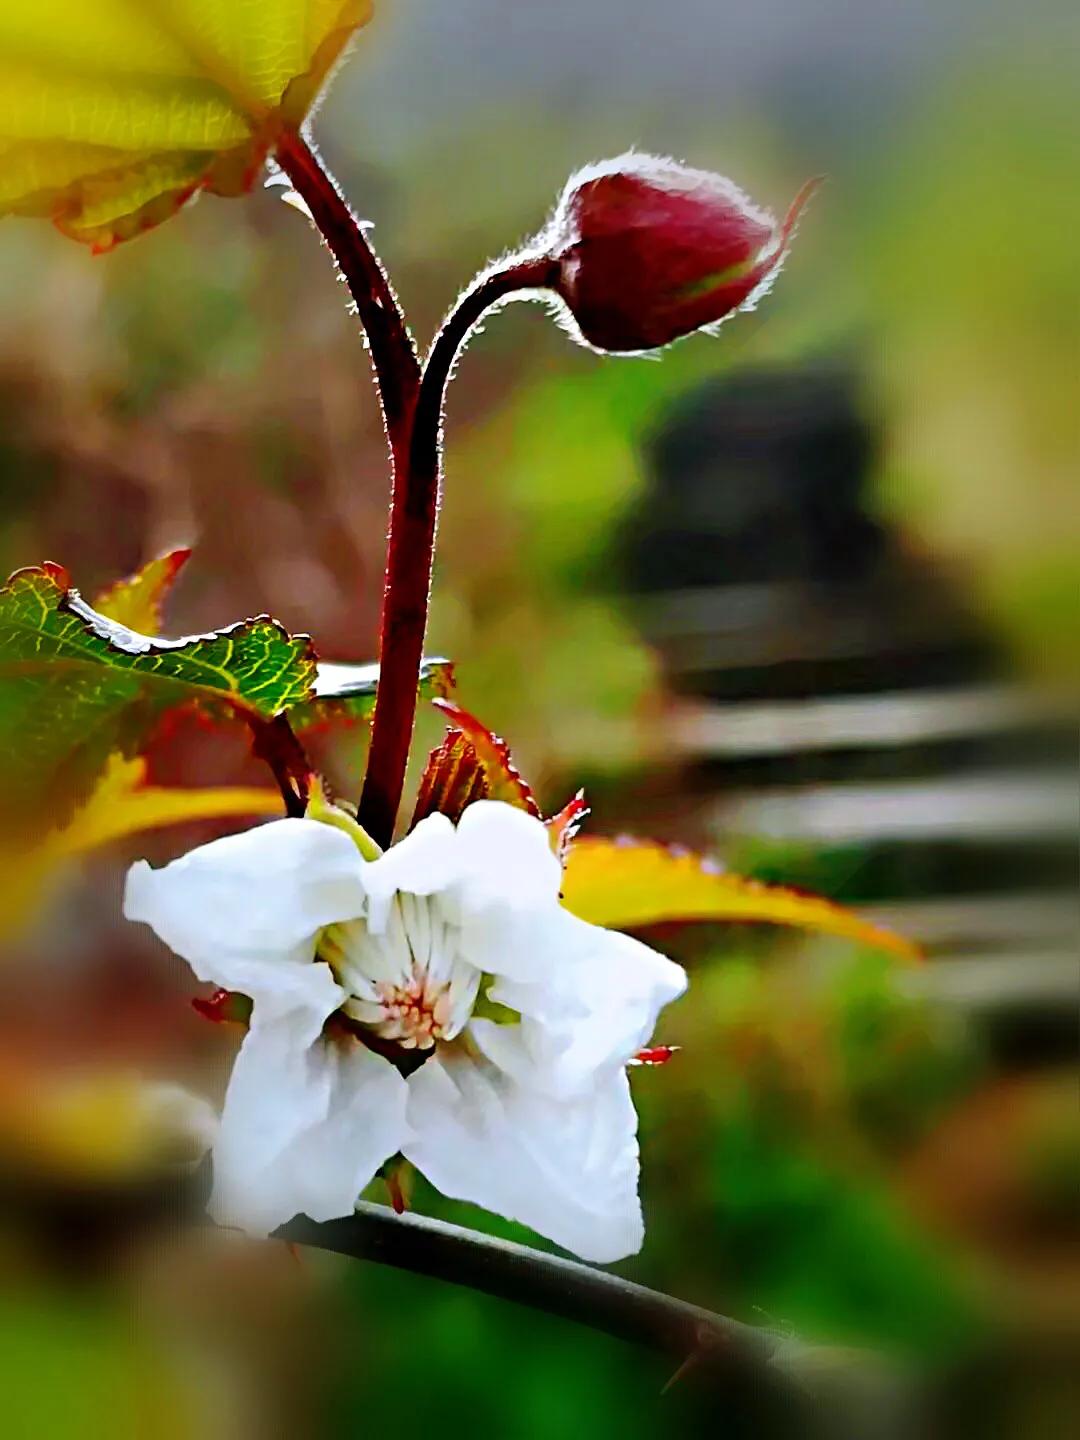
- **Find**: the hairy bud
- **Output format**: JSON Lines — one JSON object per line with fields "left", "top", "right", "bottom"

{"left": 542, "top": 153, "right": 818, "bottom": 353}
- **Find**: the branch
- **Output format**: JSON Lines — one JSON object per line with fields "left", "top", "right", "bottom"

{"left": 282, "top": 1202, "right": 784, "bottom": 1375}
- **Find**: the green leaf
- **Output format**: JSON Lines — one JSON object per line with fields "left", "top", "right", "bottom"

{"left": 0, "top": 0, "right": 372, "bottom": 250}
{"left": 90, "top": 550, "right": 454, "bottom": 733}
{"left": 0, "top": 562, "right": 315, "bottom": 826}
{"left": 294, "top": 657, "right": 455, "bottom": 733}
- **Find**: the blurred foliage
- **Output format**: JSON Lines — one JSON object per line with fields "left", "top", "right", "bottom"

{"left": 863, "top": 55, "right": 1079, "bottom": 683}
{"left": 0, "top": 1290, "right": 201, "bottom": 1440}
{"left": 0, "top": 754, "right": 279, "bottom": 938}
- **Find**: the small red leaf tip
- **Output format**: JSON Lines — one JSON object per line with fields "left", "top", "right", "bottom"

{"left": 192, "top": 989, "right": 252, "bottom": 1026}
{"left": 40, "top": 561, "right": 71, "bottom": 588}
{"left": 630, "top": 1045, "right": 681, "bottom": 1067}
{"left": 546, "top": 790, "right": 590, "bottom": 863}
{"left": 385, "top": 1168, "right": 409, "bottom": 1215}
{"left": 163, "top": 546, "right": 193, "bottom": 577}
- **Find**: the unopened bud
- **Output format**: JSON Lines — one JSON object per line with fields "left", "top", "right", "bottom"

{"left": 541, "top": 153, "right": 818, "bottom": 353}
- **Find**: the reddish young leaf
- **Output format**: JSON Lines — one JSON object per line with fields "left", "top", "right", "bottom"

{"left": 433, "top": 701, "right": 540, "bottom": 814}
{"left": 411, "top": 731, "right": 487, "bottom": 828}
{"left": 412, "top": 701, "right": 540, "bottom": 828}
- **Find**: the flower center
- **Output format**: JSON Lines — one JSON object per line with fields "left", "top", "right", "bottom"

{"left": 359, "top": 975, "right": 455, "bottom": 1049}
{"left": 319, "top": 892, "right": 480, "bottom": 1053}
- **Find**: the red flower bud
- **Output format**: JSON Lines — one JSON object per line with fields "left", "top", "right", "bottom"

{"left": 542, "top": 153, "right": 818, "bottom": 353}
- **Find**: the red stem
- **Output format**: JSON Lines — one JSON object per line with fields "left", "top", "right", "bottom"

{"left": 356, "top": 257, "right": 558, "bottom": 845}
{"left": 274, "top": 131, "right": 420, "bottom": 437}
{"left": 275, "top": 132, "right": 556, "bottom": 846}
{"left": 274, "top": 133, "right": 423, "bottom": 845}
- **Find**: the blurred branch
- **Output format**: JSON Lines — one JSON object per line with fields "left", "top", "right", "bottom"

{"left": 6, "top": 1169, "right": 848, "bottom": 1423}
{"left": 282, "top": 1202, "right": 792, "bottom": 1381}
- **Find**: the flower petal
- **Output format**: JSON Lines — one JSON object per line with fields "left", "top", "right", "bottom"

{"left": 478, "top": 909, "right": 687, "bottom": 1096}
{"left": 124, "top": 817, "right": 367, "bottom": 1002}
{"left": 441, "top": 801, "right": 567, "bottom": 983}
{"left": 360, "top": 812, "right": 458, "bottom": 934}
{"left": 453, "top": 801, "right": 563, "bottom": 912}
{"left": 403, "top": 1046, "right": 644, "bottom": 1264}
{"left": 211, "top": 1019, "right": 408, "bottom": 1234}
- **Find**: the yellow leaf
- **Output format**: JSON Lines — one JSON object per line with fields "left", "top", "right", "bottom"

{"left": 0, "top": 0, "right": 373, "bottom": 250}
{"left": 0, "top": 753, "right": 281, "bottom": 936}
{"left": 93, "top": 547, "right": 191, "bottom": 633}
{"left": 561, "top": 837, "right": 921, "bottom": 962}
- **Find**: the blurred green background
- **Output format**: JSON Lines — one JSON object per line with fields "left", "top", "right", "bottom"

{"left": 0, "top": 1, "right": 1076, "bottom": 1436}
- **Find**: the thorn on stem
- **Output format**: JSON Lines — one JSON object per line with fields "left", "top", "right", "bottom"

{"left": 661, "top": 1324, "right": 724, "bottom": 1395}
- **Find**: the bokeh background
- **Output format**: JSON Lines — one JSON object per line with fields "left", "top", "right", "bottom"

{"left": 0, "top": 1, "right": 1077, "bottom": 1435}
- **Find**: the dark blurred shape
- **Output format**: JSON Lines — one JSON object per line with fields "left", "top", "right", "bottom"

{"left": 624, "top": 364, "right": 992, "bottom": 693}
{"left": 621, "top": 364, "right": 1078, "bottom": 1068}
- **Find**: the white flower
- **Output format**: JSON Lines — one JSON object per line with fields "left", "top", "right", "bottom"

{"left": 124, "top": 801, "right": 686, "bottom": 1263}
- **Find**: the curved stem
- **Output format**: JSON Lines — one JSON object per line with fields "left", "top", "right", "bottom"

{"left": 356, "top": 256, "right": 560, "bottom": 846}
{"left": 248, "top": 713, "right": 310, "bottom": 817}
{"left": 281, "top": 1202, "right": 791, "bottom": 1378}
{"left": 274, "top": 131, "right": 420, "bottom": 438}
{"left": 271, "top": 139, "right": 558, "bottom": 846}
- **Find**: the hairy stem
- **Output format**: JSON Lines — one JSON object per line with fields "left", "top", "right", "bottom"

{"left": 274, "top": 131, "right": 420, "bottom": 437}
{"left": 273, "top": 133, "right": 425, "bottom": 842}
{"left": 356, "top": 256, "right": 559, "bottom": 846}
{"left": 273, "top": 139, "right": 559, "bottom": 846}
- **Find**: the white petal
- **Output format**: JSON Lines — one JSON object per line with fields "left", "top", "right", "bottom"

{"left": 124, "top": 818, "right": 367, "bottom": 1002}
{"left": 361, "top": 813, "right": 458, "bottom": 933}
{"left": 453, "top": 801, "right": 562, "bottom": 913}
{"left": 210, "top": 1016, "right": 408, "bottom": 1234}
{"left": 435, "top": 802, "right": 565, "bottom": 983}
{"left": 403, "top": 1046, "right": 643, "bottom": 1264}
{"left": 478, "top": 909, "right": 687, "bottom": 1096}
